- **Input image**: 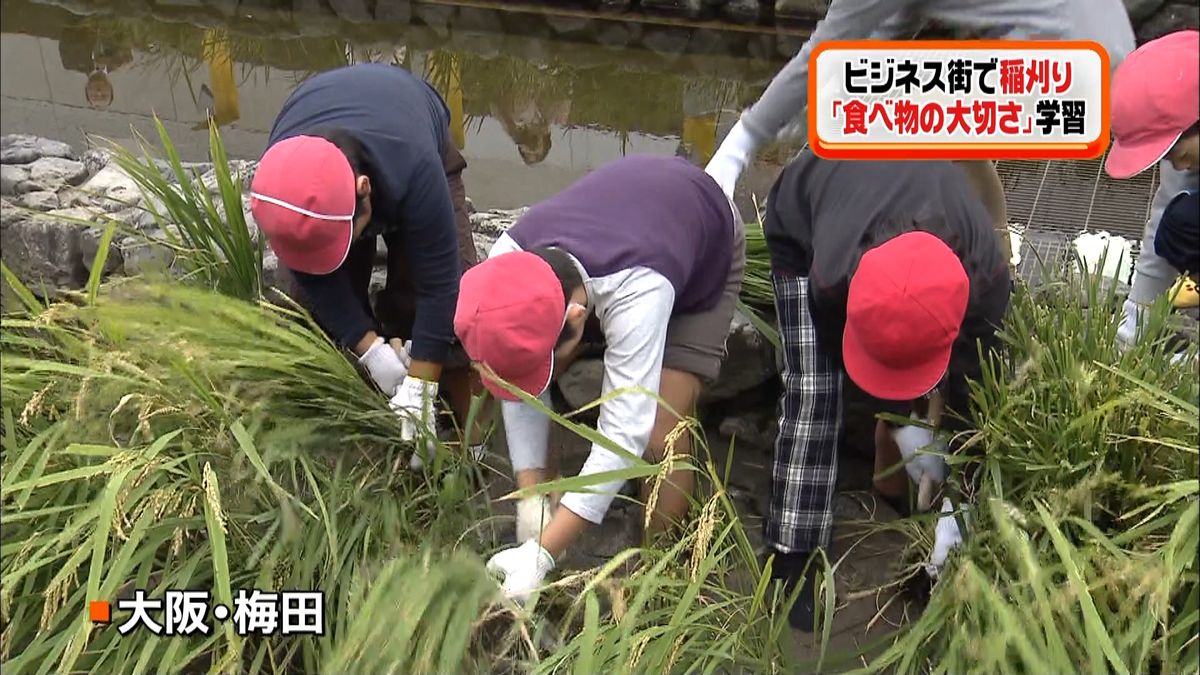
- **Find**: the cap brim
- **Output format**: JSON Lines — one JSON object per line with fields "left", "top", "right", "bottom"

{"left": 842, "top": 323, "right": 951, "bottom": 401}
{"left": 272, "top": 217, "right": 354, "bottom": 276}
{"left": 480, "top": 351, "right": 555, "bottom": 403}
{"left": 1104, "top": 129, "right": 1183, "bottom": 179}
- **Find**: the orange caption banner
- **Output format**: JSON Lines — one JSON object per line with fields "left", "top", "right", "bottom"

{"left": 806, "top": 40, "right": 1111, "bottom": 161}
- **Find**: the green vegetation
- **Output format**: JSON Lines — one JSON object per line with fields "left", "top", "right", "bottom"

{"left": 863, "top": 271, "right": 1198, "bottom": 674}
{"left": 2, "top": 123, "right": 1196, "bottom": 674}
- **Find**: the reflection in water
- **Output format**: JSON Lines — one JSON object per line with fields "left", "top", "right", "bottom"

{"left": 196, "top": 30, "right": 240, "bottom": 130}
{"left": 57, "top": 19, "right": 133, "bottom": 110}
{"left": 0, "top": 0, "right": 1159, "bottom": 235}
{"left": 0, "top": 0, "right": 793, "bottom": 206}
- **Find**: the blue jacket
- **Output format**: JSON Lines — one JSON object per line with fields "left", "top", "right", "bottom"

{"left": 266, "top": 64, "right": 460, "bottom": 362}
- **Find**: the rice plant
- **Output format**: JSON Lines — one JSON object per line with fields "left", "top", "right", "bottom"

{"left": 0, "top": 271, "right": 496, "bottom": 669}
{"left": 0, "top": 269, "right": 806, "bottom": 672}
{"left": 740, "top": 196, "right": 774, "bottom": 311}
{"left": 106, "top": 116, "right": 264, "bottom": 301}
{"left": 8, "top": 118, "right": 1195, "bottom": 674}
{"left": 857, "top": 262, "right": 1199, "bottom": 674}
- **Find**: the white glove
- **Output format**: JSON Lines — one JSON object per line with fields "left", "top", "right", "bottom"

{"left": 704, "top": 120, "right": 757, "bottom": 200}
{"left": 389, "top": 376, "right": 439, "bottom": 444}
{"left": 486, "top": 539, "right": 555, "bottom": 605}
{"left": 358, "top": 337, "right": 409, "bottom": 395}
{"left": 926, "top": 497, "right": 967, "bottom": 580}
{"left": 394, "top": 339, "right": 412, "bottom": 369}
{"left": 516, "top": 495, "right": 554, "bottom": 543}
{"left": 891, "top": 416, "right": 948, "bottom": 511}
{"left": 408, "top": 438, "right": 487, "bottom": 471}
{"left": 1116, "top": 298, "right": 1146, "bottom": 349}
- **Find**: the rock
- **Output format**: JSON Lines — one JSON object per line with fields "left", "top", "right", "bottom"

{"left": 111, "top": 206, "right": 159, "bottom": 231}
{"left": 0, "top": 209, "right": 90, "bottom": 290}
{"left": 13, "top": 180, "right": 43, "bottom": 196}
{"left": 456, "top": 6, "right": 505, "bottom": 34}
{"left": 469, "top": 208, "right": 526, "bottom": 260}
{"left": 262, "top": 249, "right": 281, "bottom": 291}
{"left": 1, "top": 165, "right": 29, "bottom": 196}
{"left": 28, "top": 157, "right": 89, "bottom": 190}
{"left": 412, "top": 2, "right": 454, "bottom": 37}
{"left": 774, "top": 0, "right": 828, "bottom": 19}
{"left": 471, "top": 233, "right": 495, "bottom": 263}
{"left": 0, "top": 199, "right": 19, "bottom": 228}
{"left": 642, "top": 0, "right": 704, "bottom": 18}
{"left": 152, "top": 0, "right": 206, "bottom": 7}
{"left": 81, "top": 148, "right": 113, "bottom": 177}
{"left": 557, "top": 359, "right": 605, "bottom": 410}
{"left": 329, "top": 0, "right": 372, "bottom": 22}
{"left": 374, "top": 0, "right": 411, "bottom": 22}
{"left": 1125, "top": 0, "right": 1167, "bottom": 22}
{"left": 701, "top": 310, "right": 779, "bottom": 403}
{"left": 777, "top": 32, "right": 805, "bottom": 59}
{"left": 594, "top": 20, "right": 641, "bottom": 48}
{"left": 745, "top": 34, "right": 777, "bottom": 61}
{"left": 17, "top": 191, "right": 60, "bottom": 211}
{"left": 237, "top": 0, "right": 295, "bottom": 24}
{"left": 642, "top": 27, "right": 691, "bottom": 58}
{"left": 545, "top": 14, "right": 593, "bottom": 35}
{"left": 724, "top": 0, "right": 763, "bottom": 22}
{"left": 1137, "top": 2, "right": 1200, "bottom": 42}
{"left": 469, "top": 208, "right": 526, "bottom": 237}
{"left": 207, "top": 0, "right": 239, "bottom": 16}
{"left": 79, "top": 164, "right": 142, "bottom": 209}
{"left": 718, "top": 410, "right": 778, "bottom": 448}
{"left": 0, "top": 135, "right": 77, "bottom": 165}
{"left": 80, "top": 226, "right": 124, "bottom": 277}
{"left": 119, "top": 231, "right": 176, "bottom": 277}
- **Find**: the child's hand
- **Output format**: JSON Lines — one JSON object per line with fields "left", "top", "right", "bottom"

{"left": 891, "top": 415, "right": 948, "bottom": 511}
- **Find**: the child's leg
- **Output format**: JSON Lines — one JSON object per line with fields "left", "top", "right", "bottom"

{"left": 439, "top": 365, "right": 493, "bottom": 449}
{"left": 873, "top": 419, "right": 910, "bottom": 511}
{"left": 641, "top": 368, "right": 703, "bottom": 534}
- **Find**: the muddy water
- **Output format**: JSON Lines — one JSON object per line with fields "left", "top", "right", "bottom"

{"left": 0, "top": 0, "right": 1159, "bottom": 237}
{"left": 0, "top": 0, "right": 806, "bottom": 210}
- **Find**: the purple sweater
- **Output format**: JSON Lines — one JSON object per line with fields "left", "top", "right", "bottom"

{"left": 507, "top": 155, "right": 734, "bottom": 314}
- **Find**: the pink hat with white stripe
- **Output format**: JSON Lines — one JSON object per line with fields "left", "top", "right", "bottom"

{"left": 1106, "top": 30, "right": 1200, "bottom": 179}
{"left": 250, "top": 135, "right": 358, "bottom": 275}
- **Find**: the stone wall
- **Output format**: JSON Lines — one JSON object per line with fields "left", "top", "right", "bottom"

{"left": 0, "top": 133, "right": 779, "bottom": 409}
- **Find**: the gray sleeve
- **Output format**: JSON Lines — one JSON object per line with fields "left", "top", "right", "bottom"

{"left": 1129, "top": 162, "right": 1200, "bottom": 305}
{"left": 739, "top": 0, "right": 918, "bottom": 143}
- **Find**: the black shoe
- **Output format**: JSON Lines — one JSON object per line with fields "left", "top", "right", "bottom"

{"left": 768, "top": 550, "right": 817, "bottom": 632}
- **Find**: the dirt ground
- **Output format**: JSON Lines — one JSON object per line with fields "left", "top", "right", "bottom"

{"left": 473, "top": 383, "right": 921, "bottom": 673}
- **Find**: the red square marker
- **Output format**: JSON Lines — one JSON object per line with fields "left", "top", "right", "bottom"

{"left": 89, "top": 600, "right": 111, "bottom": 624}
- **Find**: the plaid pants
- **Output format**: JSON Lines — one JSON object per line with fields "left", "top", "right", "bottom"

{"left": 765, "top": 275, "right": 844, "bottom": 554}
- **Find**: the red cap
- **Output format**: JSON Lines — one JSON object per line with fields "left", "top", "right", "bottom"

{"left": 454, "top": 251, "right": 566, "bottom": 401}
{"left": 843, "top": 232, "right": 969, "bottom": 401}
{"left": 1106, "top": 30, "right": 1200, "bottom": 179}
{"left": 249, "top": 135, "right": 357, "bottom": 275}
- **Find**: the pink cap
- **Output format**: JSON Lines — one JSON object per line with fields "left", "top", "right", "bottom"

{"left": 843, "top": 232, "right": 969, "bottom": 401}
{"left": 454, "top": 251, "right": 565, "bottom": 401}
{"left": 249, "top": 135, "right": 357, "bottom": 275}
{"left": 1106, "top": 30, "right": 1200, "bottom": 179}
